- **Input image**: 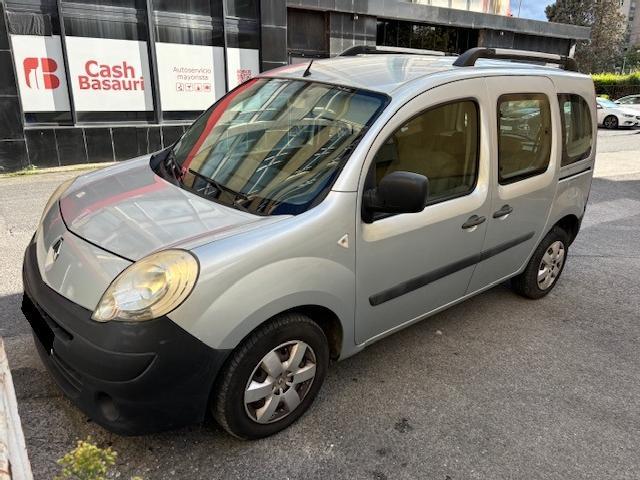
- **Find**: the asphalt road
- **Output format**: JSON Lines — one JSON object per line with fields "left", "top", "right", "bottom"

{"left": 1, "top": 128, "right": 639, "bottom": 479}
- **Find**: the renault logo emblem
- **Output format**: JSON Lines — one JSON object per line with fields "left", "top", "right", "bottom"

{"left": 51, "top": 237, "right": 63, "bottom": 261}
{"left": 44, "top": 237, "right": 64, "bottom": 271}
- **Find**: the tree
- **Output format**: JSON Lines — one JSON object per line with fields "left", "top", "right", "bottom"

{"left": 545, "top": 0, "right": 592, "bottom": 28}
{"left": 621, "top": 48, "right": 640, "bottom": 73}
{"left": 546, "top": 0, "right": 627, "bottom": 73}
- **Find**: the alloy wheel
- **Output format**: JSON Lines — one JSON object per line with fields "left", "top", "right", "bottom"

{"left": 244, "top": 340, "right": 317, "bottom": 424}
{"left": 537, "top": 240, "right": 565, "bottom": 290}
{"left": 604, "top": 116, "right": 618, "bottom": 129}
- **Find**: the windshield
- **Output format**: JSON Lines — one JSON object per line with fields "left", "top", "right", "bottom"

{"left": 597, "top": 98, "right": 618, "bottom": 108}
{"left": 167, "top": 78, "right": 387, "bottom": 215}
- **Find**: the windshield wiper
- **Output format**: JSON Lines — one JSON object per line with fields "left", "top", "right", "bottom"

{"left": 164, "top": 148, "right": 183, "bottom": 180}
{"left": 188, "top": 169, "right": 249, "bottom": 203}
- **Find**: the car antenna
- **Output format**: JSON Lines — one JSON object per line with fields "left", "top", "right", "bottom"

{"left": 302, "top": 59, "right": 314, "bottom": 77}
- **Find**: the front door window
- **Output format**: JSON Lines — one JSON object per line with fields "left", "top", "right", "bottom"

{"left": 370, "top": 100, "right": 479, "bottom": 208}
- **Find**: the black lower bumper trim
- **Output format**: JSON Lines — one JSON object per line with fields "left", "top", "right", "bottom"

{"left": 22, "top": 240, "right": 231, "bottom": 435}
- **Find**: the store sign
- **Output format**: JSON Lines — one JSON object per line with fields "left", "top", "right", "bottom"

{"left": 155, "top": 43, "right": 225, "bottom": 111}
{"left": 65, "top": 37, "right": 153, "bottom": 111}
{"left": 226, "top": 48, "right": 260, "bottom": 90}
{"left": 10, "top": 35, "right": 70, "bottom": 112}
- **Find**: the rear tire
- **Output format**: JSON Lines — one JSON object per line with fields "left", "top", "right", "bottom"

{"left": 511, "top": 227, "right": 569, "bottom": 299}
{"left": 212, "top": 313, "right": 329, "bottom": 439}
{"left": 603, "top": 115, "right": 619, "bottom": 129}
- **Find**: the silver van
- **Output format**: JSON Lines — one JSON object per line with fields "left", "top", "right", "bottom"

{"left": 22, "top": 47, "right": 596, "bottom": 439}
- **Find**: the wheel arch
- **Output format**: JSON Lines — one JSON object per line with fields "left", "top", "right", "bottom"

{"left": 603, "top": 114, "right": 619, "bottom": 128}
{"left": 227, "top": 305, "right": 344, "bottom": 361}
{"left": 554, "top": 214, "right": 581, "bottom": 245}
{"left": 283, "top": 305, "right": 343, "bottom": 360}
{"left": 206, "top": 303, "right": 345, "bottom": 419}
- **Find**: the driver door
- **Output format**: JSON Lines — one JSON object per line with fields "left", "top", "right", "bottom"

{"left": 354, "top": 79, "right": 492, "bottom": 344}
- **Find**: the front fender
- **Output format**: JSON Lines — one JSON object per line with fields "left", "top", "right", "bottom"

{"left": 169, "top": 257, "right": 355, "bottom": 351}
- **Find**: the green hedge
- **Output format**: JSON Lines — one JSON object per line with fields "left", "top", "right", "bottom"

{"left": 591, "top": 73, "right": 640, "bottom": 99}
{"left": 592, "top": 73, "right": 640, "bottom": 87}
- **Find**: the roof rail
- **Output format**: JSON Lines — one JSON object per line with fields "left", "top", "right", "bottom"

{"left": 339, "top": 45, "right": 445, "bottom": 57}
{"left": 453, "top": 47, "right": 578, "bottom": 72}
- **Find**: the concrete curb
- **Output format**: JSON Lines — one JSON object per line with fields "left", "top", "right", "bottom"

{"left": 0, "top": 339, "right": 33, "bottom": 480}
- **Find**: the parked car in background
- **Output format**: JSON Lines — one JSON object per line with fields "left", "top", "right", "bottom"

{"left": 596, "top": 97, "right": 640, "bottom": 129}
{"left": 22, "top": 47, "right": 596, "bottom": 440}
{"left": 615, "top": 94, "right": 640, "bottom": 112}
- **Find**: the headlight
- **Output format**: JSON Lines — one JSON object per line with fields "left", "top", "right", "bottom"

{"left": 92, "top": 250, "right": 199, "bottom": 322}
{"left": 40, "top": 177, "right": 75, "bottom": 223}
{"left": 623, "top": 114, "right": 634, "bottom": 118}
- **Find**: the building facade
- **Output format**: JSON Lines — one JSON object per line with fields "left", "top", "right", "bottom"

{"left": 413, "top": 0, "right": 510, "bottom": 16}
{"left": 0, "top": 0, "right": 589, "bottom": 172}
{"left": 619, "top": 0, "right": 640, "bottom": 50}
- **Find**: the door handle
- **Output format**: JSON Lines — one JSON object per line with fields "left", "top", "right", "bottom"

{"left": 461, "top": 215, "right": 486, "bottom": 232}
{"left": 492, "top": 204, "right": 513, "bottom": 219}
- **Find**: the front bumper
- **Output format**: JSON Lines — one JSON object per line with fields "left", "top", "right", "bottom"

{"left": 22, "top": 240, "right": 230, "bottom": 435}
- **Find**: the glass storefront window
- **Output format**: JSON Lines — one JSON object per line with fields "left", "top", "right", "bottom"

{"left": 61, "top": 0, "right": 148, "bottom": 41}
{"left": 152, "top": 0, "right": 225, "bottom": 121}
{"left": 61, "top": 0, "right": 154, "bottom": 122}
{"left": 223, "top": 0, "right": 260, "bottom": 91}
{"left": 6, "top": 0, "right": 73, "bottom": 124}
{"left": 8, "top": 0, "right": 242, "bottom": 126}
{"left": 224, "top": 0, "right": 258, "bottom": 20}
{"left": 6, "top": 0, "right": 61, "bottom": 35}
{"left": 287, "top": 9, "right": 328, "bottom": 58}
{"left": 152, "top": 0, "right": 224, "bottom": 46}
{"left": 377, "top": 19, "right": 477, "bottom": 54}
{"left": 153, "top": 0, "right": 215, "bottom": 16}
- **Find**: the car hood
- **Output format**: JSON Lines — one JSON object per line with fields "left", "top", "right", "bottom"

{"left": 619, "top": 107, "right": 640, "bottom": 116}
{"left": 59, "top": 156, "right": 285, "bottom": 260}
{"left": 605, "top": 106, "right": 639, "bottom": 116}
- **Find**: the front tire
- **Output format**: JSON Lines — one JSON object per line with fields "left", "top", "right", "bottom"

{"left": 511, "top": 227, "right": 569, "bottom": 299}
{"left": 603, "top": 115, "right": 619, "bottom": 129}
{"left": 212, "top": 313, "right": 329, "bottom": 439}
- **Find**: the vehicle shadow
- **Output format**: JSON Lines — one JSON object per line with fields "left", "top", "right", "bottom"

{"left": 0, "top": 292, "right": 32, "bottom": 339}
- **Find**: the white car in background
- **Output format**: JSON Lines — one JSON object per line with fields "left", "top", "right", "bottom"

{"left": 596, "top": 97, "right": 640, "bottom": 129}
{"left": 615, "top": 94, "right": 640, "bottom": 112}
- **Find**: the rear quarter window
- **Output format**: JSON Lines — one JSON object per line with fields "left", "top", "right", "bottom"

{"left": 558, "top": 94, "right": 593, "bottom": 166}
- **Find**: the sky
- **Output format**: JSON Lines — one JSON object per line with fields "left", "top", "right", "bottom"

{"left": 513, "top": 1, "right": 549, "bottom": 21}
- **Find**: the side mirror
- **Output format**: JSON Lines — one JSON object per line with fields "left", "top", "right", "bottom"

{"left": 614, "top": 100, "right": 621, "bottom": 104}
{"left": 363, "top": 171, "right": 428, "bottom": 220}
{"left": 596, "top": 104, "right": 602, "bottom": 109}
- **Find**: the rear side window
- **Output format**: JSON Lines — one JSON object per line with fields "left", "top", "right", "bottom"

{"left": 371, "top": 100, "right": 479, "bottom": 204}
{"left": 619, "top": 96, "right": 640, "bottom": 105}
{"left": 498, "top": 94, "right": 552, "bottom": 184}
{"left": 558, "top": 94, "right": 593, "bottom": 166}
